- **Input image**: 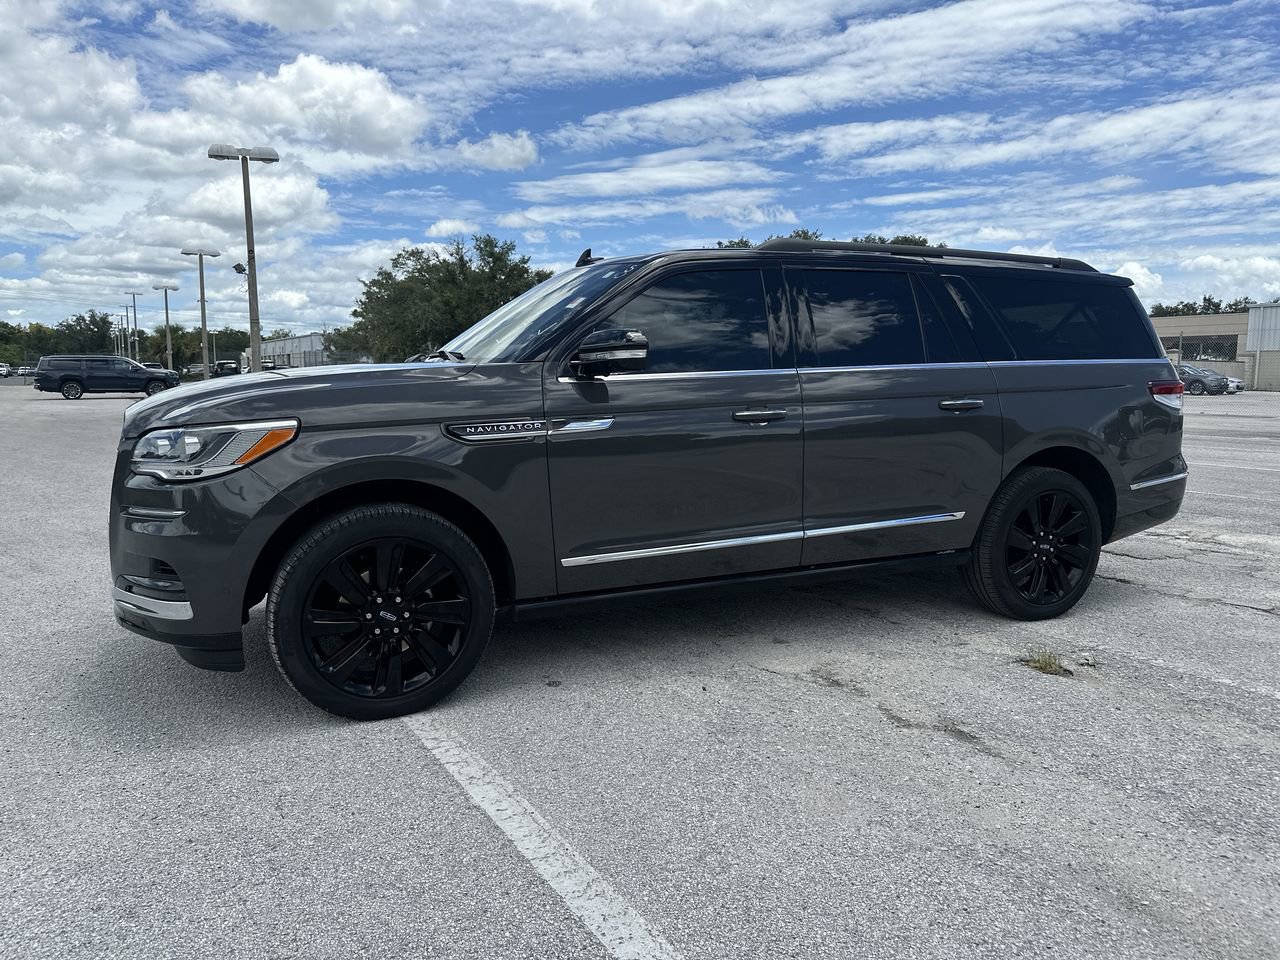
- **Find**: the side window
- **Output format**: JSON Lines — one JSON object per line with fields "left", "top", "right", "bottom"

{"left": 111, "top": 359, "right": 134, "bottom": 372}
{"left": 939, "top": 276, "right": 1015, "bottom": 361}
{"left": 85, "top": 358, "right": 111, "bottom": 372}
{"left": 799, "top": 269, "right": 924, "bottom": 367}
{"left": 911, "top": 276, "right": 969, "bottom": 363}
{"left": 967, "top": 275, "right": 1160, "bottom": 361}
{"left": 604, "top": 269, "right": 771, "bottom": 373}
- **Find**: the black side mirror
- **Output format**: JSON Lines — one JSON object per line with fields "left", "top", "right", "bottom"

{"left": 570, "top": 328, "right": 648, "bottom": 379}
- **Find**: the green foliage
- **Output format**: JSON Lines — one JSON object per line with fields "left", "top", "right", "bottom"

{"left": 1149, "top": 295, "right": 1256, "bottom": 317}
{"left": 714, "top": 228, "right": 945, "bottom": 249}
{"left": 0, "top": 310, "right": 120, "bottom": 364}
{"left": 333, "top": 235, "right": 553, "bottom": 362}
{"left": 264, "top": 328, "right": 294, "bottom": 341}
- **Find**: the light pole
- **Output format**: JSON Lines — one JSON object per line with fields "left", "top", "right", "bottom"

{"left": 152, "top": 283, "right": 179, "bottom": 371}
{"left": 181, "top": 247, "right": 220, "bottom": 379}
{"left": 126, "top": 292, "right": 144, "bottom": 361}
{"left": 208, "top": 144, "right": 278, "bottom": 373}
{"left": 211, "top": 329, "right": 217, "bottom": 364}
{"left": 119, "top": 305, "right": 132, "bottom": 359}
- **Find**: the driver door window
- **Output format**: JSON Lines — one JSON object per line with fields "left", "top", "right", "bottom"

{"left": 603, "top": 269, "right": 772, "bottom": 373}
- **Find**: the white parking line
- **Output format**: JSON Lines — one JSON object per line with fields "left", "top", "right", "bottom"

{"left": 401, "top": 715, "right": 682, "bottom": 960}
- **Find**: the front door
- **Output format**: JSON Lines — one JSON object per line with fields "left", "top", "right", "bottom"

{"left": 788, "top": 265, "right": 1003, "bottom": 566}
{"left": 545, "top": 265, "right": 804, "bottom": 594}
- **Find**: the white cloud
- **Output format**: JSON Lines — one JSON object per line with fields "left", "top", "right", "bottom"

{"left": 425, "top": 218, "right": 481, "bottom": 237}
{"left": 515, "top": 158, "right": 781, "bottom": 201}
{"left": 0, "top": 253, "right": 26, "bottom": 270}
{"left": 1112, "top": 261, "right": 1163, "bottom": 301}
{"left": 497, "top": 188, "right": 796, "bottom": 230}
{"left": 445, "top": 131, "right": 540, "bottom": 172}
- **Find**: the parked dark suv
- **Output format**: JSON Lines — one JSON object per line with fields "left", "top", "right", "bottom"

{"left": 36, "top": 355, "right": 180, "bottom": 399}
{"left": 109, "top": 240, "right": 1187, "bottom": 718}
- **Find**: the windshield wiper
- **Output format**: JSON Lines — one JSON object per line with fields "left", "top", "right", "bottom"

{"left": 425, "top": 349, "right": 465, "bottom": 361}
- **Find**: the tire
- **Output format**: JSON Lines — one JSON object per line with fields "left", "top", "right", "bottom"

{"left": 267, "top": 503, "right": 495, "bottom": 720}
{"left": 145, "top": 380, "right": 167, "bottom": 396}
{"left": 1186, "top": 379, "right": 1205, "bottom": 395}
{"left": 963, "top": 466, "right": 1102, "bottom": 621}
{"left": 61, "top": 380, "right": 83, "bottom": 400}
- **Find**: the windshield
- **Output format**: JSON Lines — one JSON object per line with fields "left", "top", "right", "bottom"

{"left": 439, "top": 257, "right": 651, "bottom": 363}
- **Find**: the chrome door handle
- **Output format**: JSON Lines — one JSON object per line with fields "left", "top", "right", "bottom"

{"left": 938, "top": 398, "right": 984, "bottom": 412}
{"left": 732, "top": 408, "right": 788, "bottom": 423}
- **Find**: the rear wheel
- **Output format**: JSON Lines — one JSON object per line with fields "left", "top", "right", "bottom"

{"left": 267, "top": 503, "right": 495, "bottom": 719}
{"left": 61, "top": 380, "right": 83, "bottom": 400}
{"left": 963, "top": 466, "right": 1101, "bottom": 620}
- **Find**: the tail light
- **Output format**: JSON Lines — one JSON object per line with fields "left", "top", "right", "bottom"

{"left": 1149, "top": 380, "right": 1184, "bottom": 412}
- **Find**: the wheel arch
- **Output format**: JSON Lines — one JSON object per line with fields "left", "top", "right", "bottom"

{"left": 243, "top": 478, "right": 517, "bottom": 618}
{"left": 1007, "top": 445, "right": 1117, "bottom": 542}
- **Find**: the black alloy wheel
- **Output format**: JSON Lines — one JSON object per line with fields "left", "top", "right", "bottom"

{"left": 145, "top": 380, "right": 167, "bottom": 396}
{"left": 1003, "top": 489, "right": 1093, "bottom": 606}
{"left": 268, "top": 504, "right": 495, "bottom": 719}
{"left": 963, "top": 466, "right": 1102, "bottom": 620}
{"left": 1186, "top": 379, "right": 1205, "bottom": 395}
{"left": 61, "top": 380, "right": 83, "bottom": 400}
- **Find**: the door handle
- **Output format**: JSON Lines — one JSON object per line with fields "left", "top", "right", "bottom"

{"left": 938, "top": 398, "right": 984, "bottom": 412}
{"left": 733, "top": 408, "right": 788, "bottom": 423}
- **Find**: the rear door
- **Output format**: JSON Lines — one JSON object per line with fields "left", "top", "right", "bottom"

{"left": 83, "top": 357, "right": 115, "bottom": 391}
{"left": 544, "top": 264, "right": 804, "bottom": 594}
{"left": 789, "top": 264, "right": 1003, "bottom": 566}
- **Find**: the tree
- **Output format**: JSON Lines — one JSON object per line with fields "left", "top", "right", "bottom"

{"left": 335, "top": 235, "right": 553, "bottom": 361}
{"left": 715, "top": 229, "right": 944, "bottom": 248}
{"left": 264, "top": 328, "right": 294, "bottom": 341}
{"left": 1149, "top": 295, "right": 1256, "bottom": 317}
{"left": 715, "top": 237, "right": 754, "bottom": 248}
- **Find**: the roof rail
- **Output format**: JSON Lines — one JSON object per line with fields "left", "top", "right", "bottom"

{"left": 755, "top": 238, "right": 1097, "bottom": 272}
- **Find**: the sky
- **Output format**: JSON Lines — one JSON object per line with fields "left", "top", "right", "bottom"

{"left": 1, "top": 0, "right": 1278, "bottom": 338}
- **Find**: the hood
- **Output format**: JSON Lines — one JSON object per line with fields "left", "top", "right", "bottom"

{"left": 122, "top": 361, "right": 476, "bottom": 438}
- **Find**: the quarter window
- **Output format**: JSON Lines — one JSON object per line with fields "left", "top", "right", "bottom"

{"left": 798, "top": 270, "right": 924, "bottom": 367}
{"left": 603, "top": 269, "right": 771, "bottom": 373}
{"left": 968, "top": 275, "right": 1158, "bottom": 360}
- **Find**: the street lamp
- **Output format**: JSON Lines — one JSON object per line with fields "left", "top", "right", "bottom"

{"left": 152, "top": 283, "right": 179, "bottom": 371}
{"left": 208, "top": 143, "right": 278, "bottom": 373}
{"left": 119, "top": 305, "right": 132, "bottom": 359}
{"left": 125, "top": 292, "right": 144, "bottom": 362}
{"left": 180, "top": 247, "right": 220, "bottom": 379}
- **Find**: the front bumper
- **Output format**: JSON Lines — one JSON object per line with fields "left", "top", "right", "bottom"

{"left": 109, "top": 443, "right": 296, "bottom": 671}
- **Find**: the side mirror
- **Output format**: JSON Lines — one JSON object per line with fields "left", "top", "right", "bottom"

{"left": 570, "top": 328, "right": 648, "bottom": 379}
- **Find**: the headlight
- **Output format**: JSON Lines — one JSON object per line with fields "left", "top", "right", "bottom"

{"left": 132, "top": 419, "right": 298, "bottom": 482}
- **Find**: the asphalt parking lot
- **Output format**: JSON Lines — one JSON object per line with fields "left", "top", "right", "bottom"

{"left": 2, "top": 378, "right": 1278, "bottom": 960}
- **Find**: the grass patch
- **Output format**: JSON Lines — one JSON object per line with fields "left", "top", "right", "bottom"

{"left": 1019, "top": 648, "right": 1073, "bottom": 677}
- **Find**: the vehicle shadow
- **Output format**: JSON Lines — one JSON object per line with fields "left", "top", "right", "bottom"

{"left": 78, "top": 566, "right": 983, "bottom": 729}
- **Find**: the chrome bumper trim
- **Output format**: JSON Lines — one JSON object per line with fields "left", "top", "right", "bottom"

{"left": 1129, "top": 471, "right": 1189, "bottom": 491}
{"left": 112, "top": 586, "right": 193, "bottom": 621}
{"left": 560, "top": 512, "right": 966, "bottom": 567}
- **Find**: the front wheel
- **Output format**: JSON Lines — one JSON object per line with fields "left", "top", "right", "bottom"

{"left": 963, "top": 466, "right": 1102, "bottom": 620}
{"left": 267, "top": 503, "right": 495, "bottom": 719}
{"left": 145, "top": 380, "right": 167, "bottom": 396}
{"left": 1186, "top": 380, "right": 1205, "bottom": 395}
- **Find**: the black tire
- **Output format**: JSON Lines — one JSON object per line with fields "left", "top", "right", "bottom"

{"left": 61, "top": 380, "right": 83, "bottom": 400}
{"left": 145, "top": 380, "right": 167, "bottom": 396}
{"left": 963, "top": 466, "right": 1102, "bottom": 621}
{"left": 1186, "top": 379, "right": 1205, "bottom": 395}
{"left": 267, "top": 503, "right": 495, "bottom": 720}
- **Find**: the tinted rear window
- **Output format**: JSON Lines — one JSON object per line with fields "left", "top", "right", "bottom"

{"left": 39, "top": 358, "right": 81, "bottom": 371}
{"left": 967, "top": 275, "right": 1157, "bottom": 361}
{"left": 797, "top": 269, "right": 924, "bottom": 367}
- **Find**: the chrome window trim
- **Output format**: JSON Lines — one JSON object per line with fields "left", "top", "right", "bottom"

{"left": 986, "top": 358, "right": 1167, "bottom": 367}
{"left": 1129, "top": 471, "right": 1188, "bottom": 491}
{"left": 112, "top": 586, "right": 193, "bottom": 621}
{"left": 801, "top": 362, "right": 990, "bottom": 374}
{"left": 560, "top": 511, "right": 965, "bottom": 567}
{"left": 557, "top": 368, "right": 794, "bottom": 384}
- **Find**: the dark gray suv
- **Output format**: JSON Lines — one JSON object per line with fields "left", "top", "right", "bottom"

{"left": 109, "top": 240, "right": 1187, "bottom": 718}
{"left": 36, "top": 355, "right": 180, "bottom": 399}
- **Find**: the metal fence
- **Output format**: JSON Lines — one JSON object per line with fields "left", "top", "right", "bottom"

{"left": 1159, "top": 332, "right": 1239, "bottom": 362}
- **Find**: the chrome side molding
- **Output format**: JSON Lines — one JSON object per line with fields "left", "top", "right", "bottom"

{"left": 560, "top": 512, "right": 966, "bottom": 567}
{"left": 1129, "top": 471, "right": 1189, "bottom": 491}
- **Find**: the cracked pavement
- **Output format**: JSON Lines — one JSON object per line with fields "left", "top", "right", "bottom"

{"left": 1, "top": 381, "right": 1278, "bottom": 959}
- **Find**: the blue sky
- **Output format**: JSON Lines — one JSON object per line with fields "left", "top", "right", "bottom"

{"left": 1, "top": 0, "right": 1278, "bottom": 336}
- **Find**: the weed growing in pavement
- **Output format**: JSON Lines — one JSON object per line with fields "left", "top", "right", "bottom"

{"left": 1018, "top": 648, "right": 1073, "bottom": 677}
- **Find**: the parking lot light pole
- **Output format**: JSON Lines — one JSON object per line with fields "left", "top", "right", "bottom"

{"left": 208, "top": 144, "right": 278, "bottom": 373}
{"left": 181, "top": 248, "right": 220, "bottom": 380}
{"left": 126, "top": 292, "right": 144, "bottom": 362}
{"left": 152, "top": 283, "right": 179, "bottom": 371}
{"left": 119, "top": 305, "right": 132, "bottom": 359}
